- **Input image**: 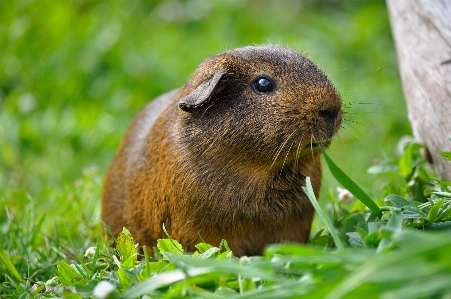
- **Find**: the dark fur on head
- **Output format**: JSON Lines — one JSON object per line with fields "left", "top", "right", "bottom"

{"left": 102, "top": 45, "right": 342, "bottom": 256}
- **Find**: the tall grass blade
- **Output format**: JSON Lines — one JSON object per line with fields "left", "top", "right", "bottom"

{"left": 320, "top": 143, "right": 382, "bottom": 217}
{"left": 0, "top": 248, "right": 22, "bottom": 281}
{"left": 303, "top": 177, "right": 344, "bottom": 250}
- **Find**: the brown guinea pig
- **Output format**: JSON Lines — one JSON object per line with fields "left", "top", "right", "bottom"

{"left": 101, "top": 45, "right": 343, "bottom": 256}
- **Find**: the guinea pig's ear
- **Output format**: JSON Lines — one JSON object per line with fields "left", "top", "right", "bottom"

{"left": 179, "top": 69, "right": 227, "bottom": 112}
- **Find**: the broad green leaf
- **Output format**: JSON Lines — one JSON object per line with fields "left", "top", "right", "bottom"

{"left": 401, "top": 206, "right": 424, "bottom": 219}
{"left": 437, "top": 202, "right": 451, "bottom": 221}
{"left": 320, "top": 144, "right": 382, "bottom": 217}
{"left": 340, "top": 213, "right": 366, "bottom": 241}
{"left": 383, "top": 195, "right": 424, "bottom": 219}
{"left": 430, "top": 178, "right": 451, "bottom": 191}
{"left": 364, "top": 230, "right": 381, "bottom": 246}
{"left": 122, "top": 254, "right": 138, "bottom": 269}
{"left": 198, "top": 247, "right": 221, "bottom": 259}
{"left": 241, "top": 277, "right": 256, "bottom": 291}
{"left": 347, "top": 232, "right": 365, "bottom": 248}
{"left": 432, "top": 192, "right": 451, "bottom": 198}
{"left": 377, "top": 208, "right": 403, "bottom": 253}
{"left": 65, "top": 294, "right": 82, "bottom": 299}
{"left": 57, "top": 261, "right": 82, "bottom": 286}
{"left": 195, "top": 242, "right": 213, "bottom": 253}
{"left": 367, "top": 162, "right": 398, "bottom": 175}
{"left": 424, "top": 221, "right": 451, "bottom": 230}
{"left": 398, "top": 143, "right": 424, "bottom": 177}
{"left": 116, "top": 227, "right": 137, "bottom": 267}
{"left": 118, "top": 268, "right": 132, "bottom": 288}
{"left": 312, "top": 235, "right": 334, "bottom": 248}
{"left": 427, "top": 199, "right": 445, "bottom": 222}
{"left": 157, "top": 239, "right": 184, "bottom": 258}
{"left": 367, "top": 222, "right": 385, "bottom": 234}
{"left": 310, "top": 229, "right": 325, "bottom": 242}
{"left": 439, "top": 151, "right": 451, "bottom": 161}
{"left": 398, "top": 143, "right": 414, "bottom": 176}
{"left": 384, "top": 195, "right": 414, "bottom": 208}
{"left": 218, "top": 251, "right": 233, "bottom": 259}
{"left": 138, "top": 260, "right": 169, "bottom": 281}
{"left": 355, "top": 226, "right": 368, "bottom": 238}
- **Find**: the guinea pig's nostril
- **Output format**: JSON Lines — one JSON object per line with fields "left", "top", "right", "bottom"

{"left": 318, "top": 109, "right": 337, "bottom": 121}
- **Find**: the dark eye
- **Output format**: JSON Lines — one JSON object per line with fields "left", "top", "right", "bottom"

{"left": 252, "top": 76, "right": 276, "bottom": 94}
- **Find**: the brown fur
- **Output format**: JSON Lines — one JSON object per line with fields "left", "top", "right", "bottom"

{"left": 101, "top": 45, "right": 343, "bottom": 256}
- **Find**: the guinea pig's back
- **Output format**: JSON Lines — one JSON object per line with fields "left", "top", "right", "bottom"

{"left": 101, "top": 89, "right": 178, "bottom": 236}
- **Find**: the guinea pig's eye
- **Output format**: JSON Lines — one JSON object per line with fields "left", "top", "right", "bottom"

{"left": 251, "top": 76, "right": 276, "bottom": 94}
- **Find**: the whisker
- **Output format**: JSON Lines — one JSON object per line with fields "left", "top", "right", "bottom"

{"left": 343, "top": 110, "right": 386, "bottom": 116}
{"left": 338, "top": 123, "right": 395, "bottom": 158}
{"left": 343, "top": 119, "right": 371, "bottom": 130}
{"left": 279, "top": 140, "right": 296, "bottom": 175}
{"left": 318, "top": 128, "right": 327, "bottom": 140}
{"left": 339, "top": 125, "right": 365, "bottom": 145}
{"left": 343, "top": 110, "right": 395, "bottom": 119}
{"left": 271, "top": 141, "right": 288, "bottom": 169}
{"left": 345, "top": 100, "right": 405, "bottom": 112}
{"left": 342, "top": 118, "right": 386, "bottom": 140}
{"left": 295, "top": 138, "right": 304, "bottom": 169}
{"left": 341, "top": 120, "right": 366, "bottom": 136}
{"left": 335, "top": 131, "right": 348, "bottom": 152}
{"left": 270, "top": 131, "right": 296, "bottom": 170}
{"left": 343, "top": 101, "right": 406, "bottom": 118}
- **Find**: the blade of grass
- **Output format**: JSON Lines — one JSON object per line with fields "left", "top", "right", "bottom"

{"left": 320, "top": 143, "right": 382, "bottom": 217}
{"left": 122, "top": 268, "right": 209, "bottom": 298}
{"left": 0, "top": 248, "right": 23, "bottom": 281}
{"left": 62, "top": 222, "right": 91, "bottom": 278}
{"left": 303, "top": 177, "right": 344, "bottom": 251}
{"left": 90, "top": 238, "right": 101, "bottom": 274}
{"left": 142, "top": 246, "right": 151, "bottom": 278}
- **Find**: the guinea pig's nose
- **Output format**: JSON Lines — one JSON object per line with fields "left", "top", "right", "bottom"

{"left": 318, "top": 108, "right": 339, "bottom": 122}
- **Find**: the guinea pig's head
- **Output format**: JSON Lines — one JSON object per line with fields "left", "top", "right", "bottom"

{"left": 176, "top": 45, "right": 342, "bottom": 170}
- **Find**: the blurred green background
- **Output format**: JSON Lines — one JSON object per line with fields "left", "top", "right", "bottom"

{"left": 0, "top": 0, "right": 410, "bottom": 236}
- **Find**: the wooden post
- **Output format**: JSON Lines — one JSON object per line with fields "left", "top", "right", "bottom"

{"left": 386, "top": 0, "right": 451, "bottom": 181}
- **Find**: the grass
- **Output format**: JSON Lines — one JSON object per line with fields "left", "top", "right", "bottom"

{"left": 2, "top": 0, "right": 450, "bottom": 298}
{"left": 2, "top": 142, "right": 451, "bottom": 298}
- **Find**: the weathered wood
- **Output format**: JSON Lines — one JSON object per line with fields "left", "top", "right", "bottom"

{"left": 386, "top": 0, "right": 451, "bottom": 181}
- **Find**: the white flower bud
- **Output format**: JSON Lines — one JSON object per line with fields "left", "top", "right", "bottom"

{"left": 93, "top": 280, "right": 115, "bottom": 299}
{"left": 336, "top": 187, "right": 354, "bottom": 203}
{"left": 84, "top": 247, "right": 97, "bottom": 258}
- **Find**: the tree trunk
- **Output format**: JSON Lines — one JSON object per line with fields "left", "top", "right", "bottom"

{"left": 386, "top": 0, "right": 451, "bottom": 181}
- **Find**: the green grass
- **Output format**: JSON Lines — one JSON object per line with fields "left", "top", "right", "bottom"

{"left": 4, "top": 0, "right": 450, "bottom": 298}
{"left": 2, "top": 143, "right": 451, "bottom": 298}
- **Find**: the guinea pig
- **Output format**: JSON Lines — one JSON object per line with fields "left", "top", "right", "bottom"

{"left": 101, "top": 45, "right": 343, "bottom": 256}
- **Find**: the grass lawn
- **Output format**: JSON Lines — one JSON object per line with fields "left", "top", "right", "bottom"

{"left": 2, "top": 1, "right": 451, "bottom": 298}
